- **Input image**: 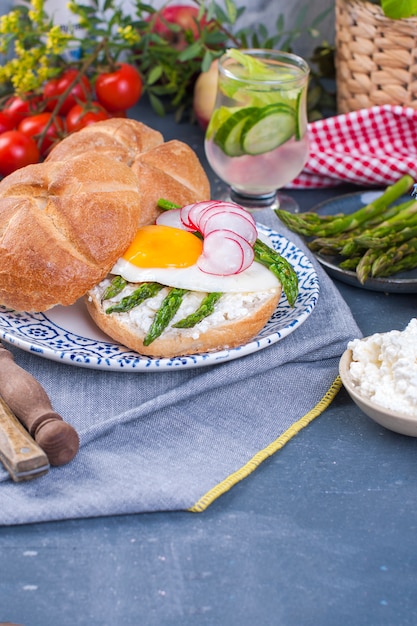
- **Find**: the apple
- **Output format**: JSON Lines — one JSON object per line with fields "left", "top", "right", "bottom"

{"left": 151, "top": 4, "right": 208, "bottom": 49}
{"left": 193, "top": 60, "right": 219, "bottom": 130}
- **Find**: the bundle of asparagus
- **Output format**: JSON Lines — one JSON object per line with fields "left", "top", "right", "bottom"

{"left": 276, "top": 175, "right": 416, "bottom": 284}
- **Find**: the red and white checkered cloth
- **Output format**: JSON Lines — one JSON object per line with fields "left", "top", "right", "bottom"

{"left": 288, "top": 105, "right": 417, "bottom": 189}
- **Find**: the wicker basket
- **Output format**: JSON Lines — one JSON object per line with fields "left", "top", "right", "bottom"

{"left": 335, "top": 0, "right": 417, "bottom": 113}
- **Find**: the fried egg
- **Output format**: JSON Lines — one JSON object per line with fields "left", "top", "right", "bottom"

{"left": 111, "top": 225, "right": 279, "bottom": 293}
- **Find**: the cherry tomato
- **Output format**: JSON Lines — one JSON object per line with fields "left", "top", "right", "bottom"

{"left": 0, "top": 130, "right": 40, "bottom": 177}
{"left": 2, "top": 95, "right": 41, "bottom": 126}
{"left": 18, "top": 112, "right": 64, "bottom": 155}
{"left": 0, "top": 112, "right": 16, "bottom": 133}
{"left": 95, "top": 63, "right": 142, "bottom": 112}
{"left": 43, "top": 69, "right": 92, "bottom": 115}
{"left": 66, "top": 102, "right": 111, "bottom": 133}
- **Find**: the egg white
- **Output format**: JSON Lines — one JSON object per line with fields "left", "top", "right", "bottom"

{"left": 111, "top": 258, "right": 280, "bottom": 293}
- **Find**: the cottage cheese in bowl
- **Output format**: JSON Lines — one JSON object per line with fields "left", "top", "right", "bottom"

{"left": 347, "top": 319, "right": 417, "bottom": 416}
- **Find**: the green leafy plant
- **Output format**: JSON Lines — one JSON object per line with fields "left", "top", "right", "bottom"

{"left": 0, "top": 0, "right": 331, "bottom": 121}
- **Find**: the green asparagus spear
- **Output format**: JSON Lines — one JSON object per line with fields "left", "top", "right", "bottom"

{"left": 308, "top": 233, "right": 353, "bottom": 253}
{"left": 172, "top": 292, "right": 223, "bottom": 328}
{"left": 356, "top": 222, "right": 417, "bottom": 249}
{"left": 340, "top": 240, "right": 364, "bottom": 257}
{"left": 105, "top": 282, "right": 164, "bottom": 314}
{"left": 339, "top": 257, "right": 362, "bottom": 271}
{"left": 375, "top": 251, "right": 417, "bottom": 277}
{"left": 101, "top": 275, "right": 128, "bottom": 301}
{"left": 275, "top": 209, "right": 320, "bottom": 237}
{"left": 157, "top": 198, "right": 182, "bottom": 211}
{"left": 144, "top": 288, "right": 189, "bottom": 346}
{"left": 253, "top": 238, "right": 298, "bottom": 307}
{"left": 371, "top": 238, "right": 417, "bottom": 277}
{"left": 356, "top": 249, "right": 380, "bottom": 284}
{"left": 308, "top": 201, "right": 416, "bottom": 255}
{"left": 353, "top": 201, "right": 417, "bottom": 247}
{"left": 276, "top": 174, "right": 414, "bottom": 237}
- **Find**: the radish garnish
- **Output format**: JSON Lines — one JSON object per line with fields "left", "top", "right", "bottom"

{"left": 157, "top": 200, "right": 258, "bottom": 276}
{"left": 201, "top": 210, "right": 258, "bottom": 244}
{"left": 181, "top": 200, "right": 217, "bottom": 230}
{"left": 186, "top": 200, "right": 219, "bottom": 230}
{"left": 197, "top": 230, "right": 254, "bottom": 275}
{"left": 156, "top": 208, "right": 193, "bottom": 231}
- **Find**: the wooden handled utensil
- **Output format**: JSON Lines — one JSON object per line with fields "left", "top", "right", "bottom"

{"left": 0, "top": 396, "right": 49, "bottom": 481}
{"left": 0, "top": 342, "right": 79, "bottom": 466}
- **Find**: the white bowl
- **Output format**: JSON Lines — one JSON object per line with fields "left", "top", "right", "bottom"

{"left": 339, "top": 349, "right": 417, "bottom": 437}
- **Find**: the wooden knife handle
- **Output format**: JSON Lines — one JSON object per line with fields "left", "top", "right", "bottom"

{"left": 0, "top": 396, "right": 49, "bottom": 481}
{"left": 0, "top": 345, "right": 79, "bottom": 466}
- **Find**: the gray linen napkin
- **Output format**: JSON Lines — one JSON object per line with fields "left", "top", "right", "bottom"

{"left": 0, "top": 209, "right": 361, "bottom": 525}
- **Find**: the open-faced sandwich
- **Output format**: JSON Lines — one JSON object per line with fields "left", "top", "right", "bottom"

{"left": 0, "top": 117, "right": 298, "bottom": 358}
{"left": 85, "top": 200, "right": 298, "bottom": 358}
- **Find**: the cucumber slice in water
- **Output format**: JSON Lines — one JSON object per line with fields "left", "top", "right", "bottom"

{"left": 294, "top": 89, "right": 306, "bottom": 141}
{"left": 206, "top": 106, "right": 234, "bottom": 141}
{"left": 241, "top": 103, "right": 296, "bottom": 156}
{"left": 213, "top": 107, "right": 258, "bottom": 156}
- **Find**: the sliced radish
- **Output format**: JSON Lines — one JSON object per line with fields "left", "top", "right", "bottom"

{"left": 222, "top": 230, "right": 255, "bottom": 271}
{"left": 201, "top": 210, "right": 258, "bottom": 244}
{"left": 185, "top": 200, "right": 220, "bottom": 230}
{"left": 180, "top": 200, "right": 217, "bottom": 229}
{"left": 156, "top": 208, "right": 193, "bottom": 230}
{"left": 157, "top": 200, "right": 258, "bottom": 276}
{"left": 197, "top": 229, "right": 254, "bottom": 275}
{"left": 190, "top": 201, "right": 255, "bottom": 228}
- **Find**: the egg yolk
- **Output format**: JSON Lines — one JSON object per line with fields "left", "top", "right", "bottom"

{"left": 123, "top": 225, "right": 203, "bottom": 268}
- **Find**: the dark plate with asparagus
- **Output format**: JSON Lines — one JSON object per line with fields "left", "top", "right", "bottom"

{"left": 276, "top": 175, "right": 417, "bottom": 293}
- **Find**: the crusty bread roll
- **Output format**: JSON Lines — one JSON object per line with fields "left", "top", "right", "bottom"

{"left": 86, "top": 279, "right": 282, "bottom": 358}
{"left": 0, "top": 118, "right": 210, "bottom": 312}
{"left": 46, "top": 118, "right": 211, "bottom": 226}
{"left": 0, "top": 153, "right": 142, "bottom": 312}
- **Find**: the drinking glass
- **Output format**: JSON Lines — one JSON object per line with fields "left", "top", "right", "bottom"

{"left": 204, "top": 49, "right": 310, "bottom": 212}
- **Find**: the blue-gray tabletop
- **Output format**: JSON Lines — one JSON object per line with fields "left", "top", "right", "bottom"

{"left": 1, "top": 103, "right": 417, "bottom": 626}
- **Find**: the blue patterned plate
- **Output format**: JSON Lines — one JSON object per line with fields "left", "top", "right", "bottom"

{"left": 0, "top": 225, "right": 319, "bottom": 371}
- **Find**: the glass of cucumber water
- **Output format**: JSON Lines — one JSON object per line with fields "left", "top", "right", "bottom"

{"left": 205, "top": 48, "right": 310, "bottom": 212}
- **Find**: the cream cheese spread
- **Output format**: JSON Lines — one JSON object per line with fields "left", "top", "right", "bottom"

{"left": 348, "top": 319, "right": 417, "bottom": 416}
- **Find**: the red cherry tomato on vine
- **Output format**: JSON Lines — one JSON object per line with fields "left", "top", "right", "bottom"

{"left": 0, "top": 130, "right": 40, "bottom": 177}
{"left": 2, "top": 95, "right": 41, "bottom": 126}
{"left": 66, "top": 102, "right": 111, "bottom": 133}
{"left": 95, "top": 63, "right": 142, "bottom": 112}
{"left": 0, "top": 112, "right": 15, "bottom": 134}
{"left": 43, "top": 69, "right": 92, "bottom": 115}
{"left": 18, "top": 112, "right": 64, "bottom": 155}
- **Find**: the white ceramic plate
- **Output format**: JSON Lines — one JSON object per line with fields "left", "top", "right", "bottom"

{"left": 309, "top": 190, "right": 417, "bottom": 293}
{"left": 0, "top": 225, "right": 319, "bottom": 372}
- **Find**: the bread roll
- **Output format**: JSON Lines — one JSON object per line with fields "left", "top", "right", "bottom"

{"left": 0, "top": 153, "right": 142, "bottom": 312}
{"left": 47, "top": 118, "right": 211, "bottom": 226}
{"left": 86, "top": 279, "right": 281, "bottom": 358}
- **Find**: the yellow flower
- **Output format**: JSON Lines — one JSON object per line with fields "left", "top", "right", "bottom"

{"left": 31, "top": 0, "right": 45, "bottom": 11}
{"left": 37, "top": 59, "right": 58, "bottom": 83}
{"left": 45, "top": 25, "right": 70, "bottom": 54}
{"left": 0, "top": 10, "right": 21, "bottom": 35}
{"left": 28, "top": 0, "right": 46, "bottom": 27}
{"left": 7, "top": 45, "right": 46, "bottom": 94}
{"left": 118, "top": 25, "right": 141, "bottom": 46}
